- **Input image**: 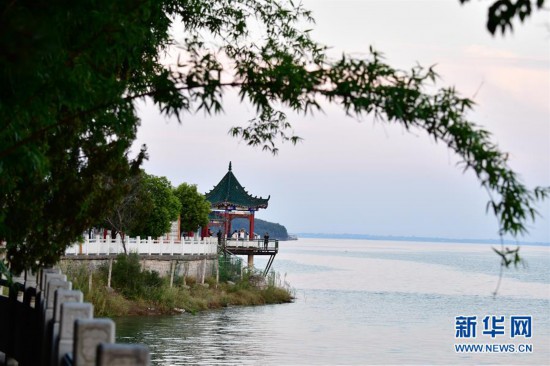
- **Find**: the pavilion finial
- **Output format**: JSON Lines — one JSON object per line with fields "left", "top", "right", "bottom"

{"left": 228, "top": 161, "right": 232, "bottom": 171}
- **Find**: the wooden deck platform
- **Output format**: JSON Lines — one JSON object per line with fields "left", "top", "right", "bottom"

{"left": 223, "top": 246, "right": 278, "bottom": 255}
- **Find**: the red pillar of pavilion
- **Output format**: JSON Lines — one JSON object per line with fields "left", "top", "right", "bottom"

{"left": 224, "top": 213, "right": 229, "bottom": 238}
{"left": 249, "top": 212, "right": 255, "bottom": 240}
{"left": 225, "top": 213, "right": 233, "bottom": 238}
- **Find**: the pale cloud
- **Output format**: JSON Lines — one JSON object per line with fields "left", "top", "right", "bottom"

{"left": 464, "top": 44, "right": 520, "bottom": 60}
{"left": 440, "top": 53, "right": 549, "bottom": 112}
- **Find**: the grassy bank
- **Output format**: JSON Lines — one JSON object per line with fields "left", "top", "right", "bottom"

{"left": 60, "top": 254, "right": 293, "bottom": 317}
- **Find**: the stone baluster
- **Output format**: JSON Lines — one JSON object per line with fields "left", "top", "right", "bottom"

{"left": 52, "top": 290, "right": 85, "bottom": 365}
{"left": 73, "top": 318, "right": 115, "bottom": 366}
{"left": 42, "top": 278, "right": 71, "bottom": 366}
{"left": 96, "top": 343, "right": 150, "bottom": 366}
{"left": 45, "top": 279, "right": 71, "bottom": 322}
{"left": 24, "top": 269, "right": 38, "bottom": 290}
{"left": 41, "top": 273, "right": 67, "bottom": 313}
{"left": 57, "top": 301, "right": 93, "bottom": 364}
{"left": 40, "top": 268, "right": 62, "bottom": 292}
{"left": 116, "top": 235, "right": 121, "bottom": 254}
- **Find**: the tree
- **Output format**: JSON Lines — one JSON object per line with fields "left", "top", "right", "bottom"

{"left": 459, "top": 0, "right": 547, "bottom": 35}
{"left": 0, "top": 133, "right": 144, "bottom": 273}
{"left": 173, "top": 183, "right": 211, "bottom": 233}
{"left": 102, "top": 172, "right": 181, "bottom": 250}
{"left": 129, "top": 173, "right": 181, "bottom": 239}
{"left": 1, "top": 0, "right": 151, "bottom": 272}
{"left": 102, "top": 173, "right": 154, "bottom": 243}
{"left": 1, "top": 0, "right": 547, "bottom": 272}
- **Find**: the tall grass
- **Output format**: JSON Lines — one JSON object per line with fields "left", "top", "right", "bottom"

{"left": 60, "top": 254, "right": 293, "bottom": 317}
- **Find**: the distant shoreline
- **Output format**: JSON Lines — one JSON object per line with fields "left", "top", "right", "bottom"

{"left": 294, "top": 233, "right": 550, "bottom": 247}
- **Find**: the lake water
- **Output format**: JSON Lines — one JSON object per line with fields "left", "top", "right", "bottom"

{"left": 116, "top": 238, "right": 550, "bottom": 365}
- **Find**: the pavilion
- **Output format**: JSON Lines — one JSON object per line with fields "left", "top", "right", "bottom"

{"left": 204, "top": 162, "right": 277, "bottom": 273}
{"left": 204, "top": 162, "right": 269, "bottom": 240}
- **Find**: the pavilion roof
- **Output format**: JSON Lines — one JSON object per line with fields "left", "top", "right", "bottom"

{"left": 205, "top": 162, "right": 269, "bottom": 210}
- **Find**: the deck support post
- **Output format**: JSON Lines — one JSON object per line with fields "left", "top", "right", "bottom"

{"left": 247, "top": 254, "right": 254, "bottom": 269}
{"left": 263, "top": 255, "right": 275, "bottom": 276}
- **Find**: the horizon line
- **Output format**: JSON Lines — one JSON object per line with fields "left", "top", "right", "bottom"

{"left": 292, "top": 232, "right": 550, "bottom": 246}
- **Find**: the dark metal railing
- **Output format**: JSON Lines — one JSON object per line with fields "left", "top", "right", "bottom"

{"left": 223, "top": 239, "right": 279, "bottom": 252}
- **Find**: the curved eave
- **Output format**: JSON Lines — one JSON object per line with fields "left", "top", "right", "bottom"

{"left": 209, "top": 199, "right": 269, "bottom": 211}
{"left": 204, "top": 169, "right": 270, "bottom": 210}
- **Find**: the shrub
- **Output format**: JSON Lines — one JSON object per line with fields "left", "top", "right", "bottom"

{"left": 218, "top": 255, "right": 242, "bottom": 282}
{"left": 110, "top": 253, "right": 142, "bottom": 299}
{"left": 111, "top": 253, "right": 163, "bottom": 300}
{"left": 62, "top": 256, "right": 293, "bottom": 316}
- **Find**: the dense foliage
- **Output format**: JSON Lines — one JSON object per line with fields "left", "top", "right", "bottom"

{"left": 1, "top": 0, "right": 547, "bottom": 272}
{"left": 110, "top": 253, "right": 164, "bottom": 300}
{"left": 128, "top": 173, "right": 181, "bottom": 239}
{"left": 102, "top": 173, "right": 152, "bottom": 241}
{"left": 173, "top": 183, "right": 211, "bottom": 233}
{"left": 103, "top": 175, "right": 208, "bottom": 244}
{"left": 104, "top": 172, "right": 182, "bottom": 241}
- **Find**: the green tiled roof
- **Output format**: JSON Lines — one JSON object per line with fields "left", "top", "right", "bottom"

{"left": 205, "top": 162, "right": 269, "bottom": 210}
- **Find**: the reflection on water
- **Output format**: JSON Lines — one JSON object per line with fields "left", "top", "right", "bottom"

{"left": 118, "top": 309, "right": 278, "bottom": 364}
{"left": 116, "top": 239, "right": 550, "bottom": 365}
{"left": 117, "top": 306, "right": 294, "bottom": 365}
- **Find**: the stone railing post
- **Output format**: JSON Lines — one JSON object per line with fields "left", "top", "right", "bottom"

{"left": 53, "top": 290, "right": 85, "bottom": 365}
{"left": 74, "top": 318, "right": 115, "bottom": 366}
{"left": 45, "top": 279, "right": 71, "bottom": 321}
{"left": 57, "top": 301, "right": 93, "bottom": 364}
{"left": 116, "top": 235, "right": 121, "bottom": 253}
{"left": 96, "top": 343, "right": 150, "bottom": 366}
{"left": 40, "top": 268, "right": 62, "bottom": 293}
{"left": 42, "top": 277, "right": 71, "bottom": 366}
{"left": 83, "top": 237, "right": 89, "bottom": 255}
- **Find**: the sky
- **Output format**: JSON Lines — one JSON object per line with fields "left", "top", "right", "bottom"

{"left": 132, "top": 0, "right": 550, "bottom": 243}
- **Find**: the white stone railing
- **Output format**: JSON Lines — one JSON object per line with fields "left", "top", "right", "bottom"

{"left": 64, "top": 236, "right": 218, "bottom": 256}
